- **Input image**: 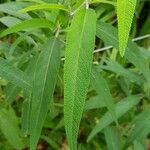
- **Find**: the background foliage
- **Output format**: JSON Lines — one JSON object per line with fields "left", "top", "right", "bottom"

{"left": 0, "top": 0, "right": 150, "bottom": 149}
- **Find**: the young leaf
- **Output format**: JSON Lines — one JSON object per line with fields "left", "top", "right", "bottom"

{"left": 87, "top": 95, "right": 141, "bottom": 141}
{"left": 20, "top": 3, "right": 69, "bottom": 13}
{"left": 0, "top": 107, "right": 24, "bottom": 149}
{"left": 0, "top": 19, "right": 54, "bottom": 37}
{"left": 0, "top": 57, "right": 32, "bottom": 91}
{"left": 30, "top": 37, "right": 61, "bottom": 150}
{"left": 64, "top": 8, "right": 96, "bottom": 149}
{"left": 117, "top": 0, "right": 136, "bottom": 56}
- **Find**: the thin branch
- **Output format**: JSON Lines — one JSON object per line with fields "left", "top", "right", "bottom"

{"left": 61, "top": 34, "right": 150, "bottom": 61}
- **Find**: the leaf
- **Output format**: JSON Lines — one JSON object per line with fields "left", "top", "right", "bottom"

{"left": 0, "top": 57, "right": 32, "bottom": 91}
{"left": 20, "top": 3, "right": 69, "bottom": 12}
{"left": 104, "top": 126, "right": 121, "bottom": 150}
{"left": 0, "top": 16, "right": 21, "bottom": 27}
{"left": 124, "top": 108, "right": 150, "bottom": 149}
{"left": 87, "top": 95, "right": 141, "bottom": 141}
{"left": 30, "top": 37, "right": 61, "bottom": 150}
{"left": 0, "top": 19, "right": 54, "bottom": 37}
{"left": 91, "top": 68, "right": 116, "bottom": 122}
{"left": 64, "top": 8, "right": 96, "bottom": 149}
{"left": 0, "top": 107, "right": 24, "bottom": 149}
{"left": 0, "top": 2, "right": 31, "bottom": 19}
{"left": 21, "top": 56, "right": 38, "bottom": 136}
{"left": 117, "top": 0, "right": 136, "bottom": 56}
{"left": 96, "top": 21, "right": 150, "bottom": 84}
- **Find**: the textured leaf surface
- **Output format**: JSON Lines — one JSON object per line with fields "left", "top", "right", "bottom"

{"left": 117, "top": 0, "right": 136, "bottom": 56}
{"left": 0, "top": 19, "right": 54, "bottom": 37}
{"left": 20, "top": 3, "right": 68, "bottom": 12}
{"left": 64, "top": 8, "right": 96, "bottom": 149}
{"left": 88, "top": 95, "right": 141, "bottom": 141}
{"left": 0, "top": 57, "right": 31, "bottom": 91}
{"left": 30, "top": 37, "right": 61, "bottom": 150}
{"left": 0, "top": 107, "right": 24, "bottom": 149}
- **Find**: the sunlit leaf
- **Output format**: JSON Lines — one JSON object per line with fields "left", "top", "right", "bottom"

{"left": 117, "top": 0, "right": 136, "bottom": 56}
{"left": 64, "top": 8, "right": 96, "bottom": 149}
{"left": 0, "top": 19, "right": 54, "bottom": 37}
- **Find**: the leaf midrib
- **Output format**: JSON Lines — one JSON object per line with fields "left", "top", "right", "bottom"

{"left": 68, "top": 9, "right": 88, "bottom": 142}
{"left": 32, "top": 38, "right": 56, "bottom": 137}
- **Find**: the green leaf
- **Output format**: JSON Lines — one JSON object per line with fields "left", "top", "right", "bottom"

{"left": 117, "top": 0, "right": 136, "bottom": 56}
{"left": 30, "top": 37, "right": 61, "bottom": 150}
{"left": 96, "top": 21, "right": 150, "bottom": 84}
{"left": 64, "top": 8, "right": 96, "bottom": 149}
{"left": 91, "top": 68, "right": 116, "bottom": 121}
{"left": 0, "top": 19, "right": 54, "bottom": 37}
{"left": 124, "top": 108, "right": 150, "bottom": 149}
{"left": 0, "top": 57, "right": 32, "bottom": 91}
{"left": 87, "top": 95, "right": 141, "bottom": 141}
{"left": 21, "top": 56, "right": 38, "bottom": 136}
{"left": 0, "top": 16, "right": 21, "bottom": 27}
{"left": 104, "top": 126, "right": 121, "bottom": 150}
{"left": 0, "top": 107, "right": 24, "bottom": 149}
{"left": 20, "top": 3, "right": 69, "bottom": 13}
{"left": 0, "top": 2, "right": 31, "bottom": 19}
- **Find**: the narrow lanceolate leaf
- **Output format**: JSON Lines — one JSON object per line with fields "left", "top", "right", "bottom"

{"left": 117, "top": 0, "right": 136, "bottom": 56}
{"left": 64, "top": 8, "right": 96, "bottom": 150}
{"left": 0, "top": 19, "right": 54, "bottom": 37}
{"left": 0, "top": 57, "right": 31, "bottom": 91}
{"left": 30, "top": 37, "right": 61, "bottom": 150}
{"left": 20, "top": 3, "right": 69, "bottom": 13}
